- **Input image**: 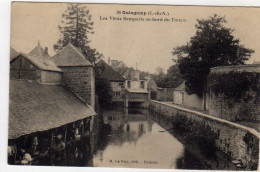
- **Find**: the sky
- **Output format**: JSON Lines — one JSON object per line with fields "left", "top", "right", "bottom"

{"left": 11, "top": 2, "right": 260, "bottom": 73}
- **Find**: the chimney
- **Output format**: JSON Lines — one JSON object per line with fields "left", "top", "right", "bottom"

{"left": 45, "top": 47, "right": 48, "bottom": 55}
{"left": 108, "top": 57, "right": 111, "bottom": 65}
{"left": 131, "top": 70, "right": 140, "bottom": 81}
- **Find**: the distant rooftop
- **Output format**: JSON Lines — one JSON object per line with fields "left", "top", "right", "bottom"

{"left": 10, "top": 47, "right": 19, "bottom": 61}
{"left": 253, "top": 61, "right": 260, "bottom": 65}
{"left": 29, "top": 41, "right": 51, "bottom": 59}
{"left": 96, "top": 59, "right": 125, "bottom": 82}
{"left": 174, "top": 81, "right": 185, "bottom": 91}
{"left": 51, "top": 43, "right": 92, "bottom": 67}
{"left": 12, "top": 53, "right": 62, "bottom": 72}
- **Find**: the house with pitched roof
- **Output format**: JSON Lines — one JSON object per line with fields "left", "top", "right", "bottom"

{"left": 10, "top": 47, "right": 19, "bottom": 61}
{"left": 173, "top": 81, "right": 208, "bottom": 110}
{"left": 8, "top": 42, "right": 97, "bottom": 165}
{"left": 123, "top": 69, "right": 159, "bottom": 108}
{"left": 29, "top": 41, "right": 51, "bottom": 59}
{"left": 51, "top": 43, "right": 95, "bottom": 108}
{"left": 96, "top": 59, "right": 125, "bottom": 103}
{"left": 10, "top": 43, "right": 63, "bottom": 84}
{"left": 108, "top": 58, "right": 158, "bottom": 107}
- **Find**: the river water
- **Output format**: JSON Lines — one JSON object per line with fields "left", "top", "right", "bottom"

{"left": 34, "top": 106, "right": 238, "bottom": 170}
{"left": 89, "top": 107, "right": 237, "bottom": 170}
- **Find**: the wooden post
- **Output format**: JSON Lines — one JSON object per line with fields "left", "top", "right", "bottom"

{"left": 64, "top": 125, "right": 67, "bottom": 165}
{"left": 51, "top": 130, "right": 54, "bottom": 150}
{"left": 82, "top": 120, "right": 85, "bottom": 135}
{"left": 64, "top": 125, "right": 67, "bottom": 147}
{"left": 50, "top": 130, "right": 54, "bottom": 164}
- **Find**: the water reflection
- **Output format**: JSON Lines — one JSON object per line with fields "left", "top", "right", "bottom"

{"left": 93, "top": 107, "right": 185, "bottom": 169}
{"left": 30, "top": 107, "right": 237, "bottom": 170}
{"left": 92, "top": 107, "right": 237, "bottom": 170}
{"left": 148, "top": 110, "right": 237, "bottom": 170}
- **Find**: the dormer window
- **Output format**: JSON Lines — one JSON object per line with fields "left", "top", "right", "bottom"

{"left": 140, "top": 80, "right": 144, "bottom": 88}
{"left": 127, "top": 81, "right": 131, "bottom": 88}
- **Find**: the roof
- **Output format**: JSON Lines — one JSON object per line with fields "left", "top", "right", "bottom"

{"left": 96, "top": 59, "right": 125, "bottom": 82}
{"left": 110, "top": 60, "right": 127, "bottom": 70}
{"left": 253, "top": 61, "right": 260, "bottom": 65}
{"left": 10, "top": 47, "right": 19, "bottom": 61}
{"left": 126, "top": 88, "right": 148, "bottom": 93}
{"left": 29, "top": 42, "right": 51, "bottom": 59}
{"left": 123, "top": 69, "right": 148, "bottom": 80}
{"left": 9, "top": 79, "right": 96, "bottom": 139}
{"left": 174, "top": 81, "right": 185, "bottom": 91}
{"left": 51, "top": 43, "right": 92, "bottom": 67}
{"left": 139, "top": 71, "right": 149, "bottom": 80}
{"left": 12, "top": 53, "right": 62, "bottom": 72}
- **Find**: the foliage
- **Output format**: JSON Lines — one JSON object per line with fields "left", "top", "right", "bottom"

{"left": 172, "top": 14, "right": 254, "bottom": 96}
{"left": 208, "top": 72, "right": 259, "bottom": 101}
{"left": 171, "top": 113, "right": 218, "bottom": 148}
{"left": 243, "top": 132, "right": 259, "bottom": 170}
{"left": 154, "top": 65, "right": 184, "bottom": 88}
{"left": 95, "top": 76, "right": 113, "bottom": 107}
{"left": 95, "top": 65, "right": 113, "bottom": 107}
{"left": 54, "top": 3, "right": 102, "bottom": 63}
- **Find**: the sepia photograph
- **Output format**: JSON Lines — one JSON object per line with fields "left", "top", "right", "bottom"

{"left": 6, "top": 1, "right": 260, "bottom": 171}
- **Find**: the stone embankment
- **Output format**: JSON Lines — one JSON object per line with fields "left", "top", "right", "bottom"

{"left": 149, "top": 100, "right": 259, "bottom": 170}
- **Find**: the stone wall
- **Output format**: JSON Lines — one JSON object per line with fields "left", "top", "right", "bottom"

{"left": 208, "top": 64, "right": 260, "bottom": 122}
{"left": 61, "top": 66, "right": 95, "bottom": 109}
{"left": 157, "top": 88, "right": 174, "bottom": 101}
{"left": 209, "top": 90, "right": 260, "bottom": 121}
{"left": 210, "top": 64, "right": 260, "bottom": 74}
{"left": 149, "top": 100, "right": 259, "bottom": 170}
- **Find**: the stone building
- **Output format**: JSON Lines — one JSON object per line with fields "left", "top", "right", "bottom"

{"left": 9, "top": 42, "right": 97, "bottom": 165}
{"left": 108, "top": 57, "right": 158, "bottom": 107}
{"left": 51, "top": 43, "right": 95, "bottom": 108}
{"left": 208, "top": 64, "right": 260, "bottom": 122}
{"left": 96, "top": 59, "right": 125, "bottom": 103}
{"left": 124, "top": 70, "right": 150, "bottom": 108}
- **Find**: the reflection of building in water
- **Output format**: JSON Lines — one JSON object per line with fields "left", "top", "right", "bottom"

{"left": 102, "top": 109, "right": 154, "bottom": 145}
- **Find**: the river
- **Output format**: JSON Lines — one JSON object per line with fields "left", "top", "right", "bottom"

{"left": 34, "top": 106, "right": 238, "bottom": 170}
{"left": 90, "top": 107, "right": 237, "bottom": 170}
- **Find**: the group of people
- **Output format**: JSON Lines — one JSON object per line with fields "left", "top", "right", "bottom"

{"left": 8, "top": 117, "right": 94, "bottom": 165}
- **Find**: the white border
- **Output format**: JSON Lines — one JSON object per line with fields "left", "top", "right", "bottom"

{"left": 1, "top": 1, "right": 260, "bottom": 172}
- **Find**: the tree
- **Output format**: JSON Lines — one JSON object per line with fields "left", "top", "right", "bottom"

{"left": 172, "top": 14, "right": 254, "bottom": 96}
{"left": 95, "top": 66, "right": 113, "bottom": 107}
{"left": 54, "top": 3, "right": 102, "bottom": 63}
{"left": 54, "top": 3, "right": 110, "bottom": 108}
{"left": 153, "top": 65, "right": 183, "bottom": 88}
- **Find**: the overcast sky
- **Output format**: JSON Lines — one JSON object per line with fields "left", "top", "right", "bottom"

{"left": 11, "top": 2, "right": 260, "bottom": 73}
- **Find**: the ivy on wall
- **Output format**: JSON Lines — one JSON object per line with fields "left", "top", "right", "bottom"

{"left": 207, "top": 72, "right": 259, "bottom": 101}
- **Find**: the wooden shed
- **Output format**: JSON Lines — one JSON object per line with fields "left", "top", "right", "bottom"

{"left": 10, "top": 53, "right": 63, "bottom": 84}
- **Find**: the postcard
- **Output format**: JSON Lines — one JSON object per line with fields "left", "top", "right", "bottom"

{"left": 8, "top": 2, "right": 260, "bottom": 171}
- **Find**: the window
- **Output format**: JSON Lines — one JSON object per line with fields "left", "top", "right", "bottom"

{"left": 119, "top": 82, "right": 125, "bottom": 88}
{"left": 113, "top": 92, "right": 121, "bottom": 97}
{"left": 140, "top": 81, "right": 145, "bottom": 88}
{"left": 127, "top": 81, "right": 131, "bottom": 88}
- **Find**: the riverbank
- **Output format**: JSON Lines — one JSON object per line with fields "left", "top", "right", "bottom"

{"left": 148, "top": 100, "right": 259, "bottom": 170}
